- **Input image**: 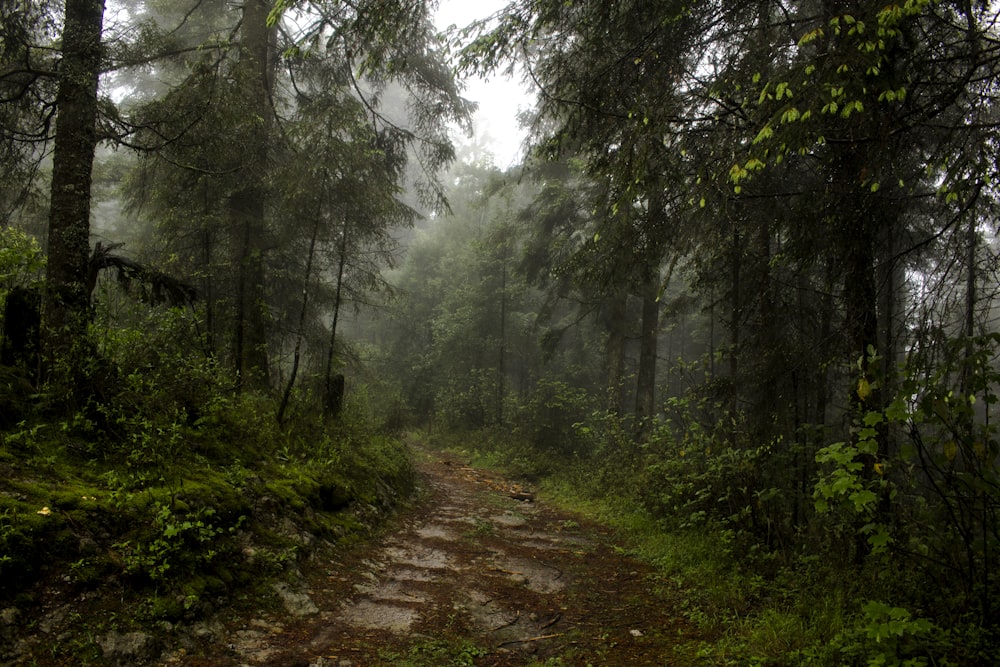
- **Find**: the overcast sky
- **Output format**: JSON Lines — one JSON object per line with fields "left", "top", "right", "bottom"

{"left": 435, "top": 0, "right": 531, "bottom": 168}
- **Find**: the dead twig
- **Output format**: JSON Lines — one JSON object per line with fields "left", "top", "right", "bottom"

{"left": 497, "top": 633, "right": 564, "bottom": 648}
{"left": 539, "top": 613, "right": 562, "bottom": 630}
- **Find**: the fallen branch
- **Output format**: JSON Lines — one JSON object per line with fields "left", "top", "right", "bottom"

{"left": 497, "top": 633, "right": 564, "bottom": 648}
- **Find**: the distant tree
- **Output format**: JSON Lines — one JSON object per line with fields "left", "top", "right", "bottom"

{"left": 119, "top": 0, "right": 472, "bottom": 409}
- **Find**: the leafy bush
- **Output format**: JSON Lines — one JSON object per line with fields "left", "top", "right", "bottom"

{"left": 513, "top": 377, "right": 595, "bottom": 456}
{"left": 434, "top": 368, "right": 502, "bottom": 430}
{"left": 0, "top": 227, "right": 45, "bottom": 296}
{"left": 115, "top": 502, "right": 244, "bottom": 584}
{"left": 791, "top": 599, "right": 975, "bottom": 667}
{"left": 631, "top": 395, "right": 807, "bottom": 565}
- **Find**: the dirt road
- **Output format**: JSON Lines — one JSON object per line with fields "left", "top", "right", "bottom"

{"left": 184, "top": 448, "right": 702, "bottom": 666}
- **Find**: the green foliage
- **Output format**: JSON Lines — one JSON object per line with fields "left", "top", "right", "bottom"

{"left": 0, "top": 499, "right": 58, "bottom": 595}
{"left": 791, "top": 599, "right": 963, "bottom": 667}
{"left": 0, "top": 276, "right": 415, "bottom": 656}
{"left": 380, "top": 637, "right": 489, "bottom": 667}
{"left": 813, "top": 409, "right": 893, "bottom": 556}
{"left": 513, "top": 377, "right": 595, "bottom": 456}
{"left": 435, "top": 368, "right": 502, "bottom": 430}
{"left": 114, "top": 502, "right": 243, "bottom": 583}
{"left": 888, "top": 335, "right": 1000, "bottom": 625}
{"left": 0, "top": 227, "right": 45, "bottom": 294}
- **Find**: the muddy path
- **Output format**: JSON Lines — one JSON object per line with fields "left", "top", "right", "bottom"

{"left": 182, "top": 447, "right": 703, "bottom": 666}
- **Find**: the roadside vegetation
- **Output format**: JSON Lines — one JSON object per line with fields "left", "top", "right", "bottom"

{"left": 0, "top": 259, "right": 413, "bottom": 662}
{"left": 430, "top": 404, "right": 997, "bottom": 667}
{"left": 4, "top": 1, "right": 1000, "bottom": 665}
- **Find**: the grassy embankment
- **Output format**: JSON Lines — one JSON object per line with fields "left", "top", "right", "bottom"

{"left": 422, "top": 428, "right": 988, "bottom": 667}
{"left": 0, "top": 384, "right": 413, "bottom": 664}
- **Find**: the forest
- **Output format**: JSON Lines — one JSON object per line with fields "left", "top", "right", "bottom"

{"left": 1, "top": 0, "right": 999, "bottom": 664}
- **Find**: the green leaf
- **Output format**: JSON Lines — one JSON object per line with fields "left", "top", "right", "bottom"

{"left": 753, "top": 124, "right": 774, "bottom": 144}
{"left": 831, "top": 476, "right": 854, "bottom": 495}
{"left": 780, "top": 107, "right": 801, "bottom": 123}
{"left": 863, "top": 411, "right": 884, "bottom": 426}
{"left": 850, "top": 489, "right": 877, "bottom": 511}
{"left": 857, "top": 377, "right": 872, "bottom": 401}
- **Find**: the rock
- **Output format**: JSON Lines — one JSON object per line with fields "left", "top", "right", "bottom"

{"left": 0, "top": 607, "right": 18, "bottom": 627}
{"left": 272, "top": 582, "right": 319, "bottom": 617}
{"left": 190, "top": 621, "right": 217, "bottom": 639}
{"left": 78, "top": 535, "right": 99, "bottom": 554}
{"left": 99, "top": 630, "right": 160, "bottom": 666}
{"left": 0, "top": 607, "right": 19, "bottom": 645}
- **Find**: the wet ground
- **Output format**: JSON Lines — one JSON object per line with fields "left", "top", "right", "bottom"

{"left": 180, "top": 447, "right": 703, "bottom": 666}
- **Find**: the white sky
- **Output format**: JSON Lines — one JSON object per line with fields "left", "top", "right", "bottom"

{"left": 435, "top": 0, "right": 531, "bottom": 168}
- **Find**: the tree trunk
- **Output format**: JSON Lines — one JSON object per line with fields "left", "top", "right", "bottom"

{"left": 324, "top": 219, "right": 350, "bottom": 418}
{"left": 497, "top": 246, "right": 507, "bottom": 425}
{"left": 604, "top": 292, "right": 627, "bottom": 414}
{"left": 277, "top": 212, "right": 322, "bottom": 426}
{"left": 43, "top": 0, "right": 106, "bottom": 379}
{"left": 961, "top": 212, "right": 978, "bottom": 395}
{"left": 202, "top": 227, "right": 216, "bottom": 357}
{"left": 230, "top": 0, "right": 275, "bottom": 392}
{"left": 635, "top": 269, "right": 659, "bottom": 432}
{"left": 729, "top": 215, "right": 741, "bottom": 387}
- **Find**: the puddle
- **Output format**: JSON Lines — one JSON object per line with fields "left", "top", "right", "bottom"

{"left": 353, "top": 579, "right": 431, "bottom": 604}
{"left": 415, "top": 524, "right": 457, "bottom": 540}
{"left": 491, "top": 512, "right": 528, "bottom": 528}
{"left": 495, "top": 556, "right": 566, "bottom": 594}
{"left": 380, "top": 544, "right": 454, "bottom": 570}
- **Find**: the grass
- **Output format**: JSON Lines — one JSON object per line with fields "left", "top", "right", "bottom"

{"left": 422, "top": 429, "right": 866, "bottom": 667}
{"left": 379, "top": 637, "right": 489, "bottom": 666}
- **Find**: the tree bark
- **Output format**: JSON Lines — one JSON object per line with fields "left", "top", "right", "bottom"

{"left": 230, "top": 0, "right": 275, "bottom": 391}
{"left": 277, "top": 211, "right": 322, "bottom": 426}
{"left": 497, "top": 244, "right": 507, "bottom": 425}
{"left": 635, "top": 269, "right": 659, "bottom": 432}
{"left": 604, "top": 292, "right": 627, "bottom": 414}
{"left": 324, "top": 219, "right": 350, "bottom": 418}
{"left": 43, "top": 0, "right": 106, "bottom": 377}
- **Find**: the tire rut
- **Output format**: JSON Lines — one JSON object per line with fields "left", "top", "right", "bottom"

{"left": 181, "top": 448, "right": 702, "bottom": 666}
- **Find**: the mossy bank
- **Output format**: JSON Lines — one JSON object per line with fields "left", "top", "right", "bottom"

{"left": 0, "top": 390, "right": 415, "bottom": 666}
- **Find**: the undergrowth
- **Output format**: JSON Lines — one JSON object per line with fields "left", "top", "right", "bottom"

{"left": 425, "top": 423, "right": 997, "bottom": 667}
{"left": 0, "top": 358, "right": 413, "bottom": 664}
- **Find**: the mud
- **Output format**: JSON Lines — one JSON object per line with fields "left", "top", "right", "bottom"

{"left": 176, "top": 447, "right": 703, "bottom": 666}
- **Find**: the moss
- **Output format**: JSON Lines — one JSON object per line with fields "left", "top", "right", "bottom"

{"left": 0, "top": 498, "right": 62, "bottom": 596}
{"left": 172, "top": 472, "right": 252, "bottom": 522}
{"left": 149, "top": 593, "right": 186, "bottom": 621}
{"left": 0, "top": 384, "right": 419, "bottom": 665}
{"left": 264, "top": 476, "right": 311, "bottom": 511}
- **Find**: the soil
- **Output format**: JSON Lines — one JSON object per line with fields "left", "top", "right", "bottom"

{"left": 172, "top": 447, "right": 706, "bottom": 666}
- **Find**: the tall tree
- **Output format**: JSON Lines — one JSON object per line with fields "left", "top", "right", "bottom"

{"left": 229, "top": 0, "right": 276, "bottom": 391}
{"left": 43, "top": 0, "right": 106, "bottom": 379}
